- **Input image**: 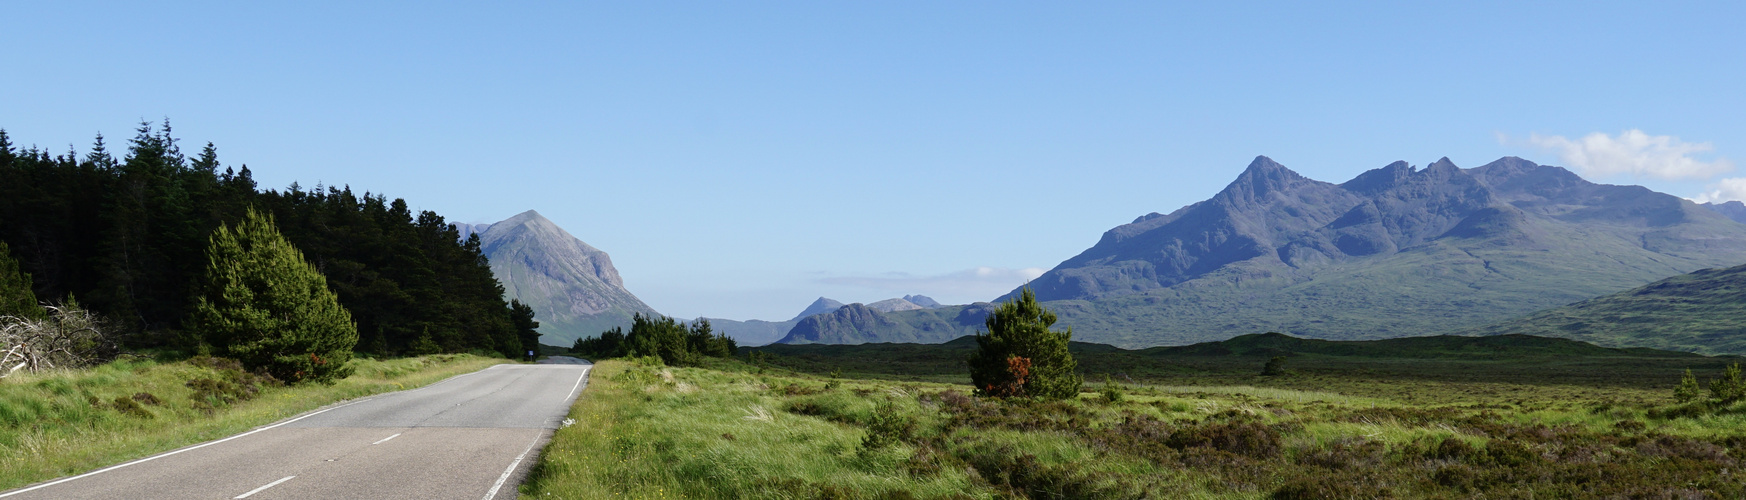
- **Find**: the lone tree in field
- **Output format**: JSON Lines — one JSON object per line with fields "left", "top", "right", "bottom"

{"left": 967, "top": 288, "right": 1081, "bottom": 399}
{"left": 191, "top": 208, "right": 357, "bottom": 383}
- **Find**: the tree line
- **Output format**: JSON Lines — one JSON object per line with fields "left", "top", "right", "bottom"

{"left": 571, "top": 313, "right": 737, "bottom": 366}
{"left": 0, "top": 123, "right": 538, "bottom": 362}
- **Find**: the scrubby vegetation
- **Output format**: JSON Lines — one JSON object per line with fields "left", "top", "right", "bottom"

{"left": 527, "top": 343, "right": 1746, "bottom": 498}
{"left": 0, "top": 353, "right": 506, "bottom": 490}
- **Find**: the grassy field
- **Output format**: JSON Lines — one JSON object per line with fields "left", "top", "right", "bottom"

{"left": 524, "top": 342, "right": 1746, "bottom": 499}
{"left": 0, "top": 353, "right": 511, "bottom": 491}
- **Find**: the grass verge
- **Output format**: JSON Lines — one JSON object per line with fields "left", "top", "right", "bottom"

{"left": 0, "top": 353, "right": 510, "bottom": 491}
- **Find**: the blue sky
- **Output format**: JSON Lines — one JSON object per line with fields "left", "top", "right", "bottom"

{"left": 4, "top": 2, "right": 1741, "bottom": 320}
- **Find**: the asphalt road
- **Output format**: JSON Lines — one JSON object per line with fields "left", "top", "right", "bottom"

{"left": 1, "top": 357, "right": 592, "bottom": 500}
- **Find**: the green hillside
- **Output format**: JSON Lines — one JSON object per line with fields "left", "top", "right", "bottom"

{"left": 1463, "top": 262, "right": 1746, "bottom": 355}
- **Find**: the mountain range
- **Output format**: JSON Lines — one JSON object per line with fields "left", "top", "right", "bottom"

{"left": 1461, "top": 260, "right": 1746, "bottom": 355}
{"left": 785, "top": 156, "right": 1746, "bottom": 349}
{"left": 706, "top": 295, "right": 945, "bottom": 346}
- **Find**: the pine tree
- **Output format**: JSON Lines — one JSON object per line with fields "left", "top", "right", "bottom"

{"left": 0, "top": 242, "right": 43, "bottom": 319}
{"left": 967, "top": 288, "right": 1081, "bottom": 400}
{"left": 1673, "top": 368, "right": 1703, "bottom": 403}
{"left": 510, "top": 300, "right": 541, "bottom": 358}
{"left": 190, "top": 208, "right": 357, "bottom": 383}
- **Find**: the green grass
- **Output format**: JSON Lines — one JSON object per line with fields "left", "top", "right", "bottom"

{"left": 0, "top": 353, "right": 510, "bottom": 491}
{"left": 526, "top": 345, "right": 1746, "bottom": 498}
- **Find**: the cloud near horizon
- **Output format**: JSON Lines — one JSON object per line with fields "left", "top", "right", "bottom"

{"left": 817, "top": 266, "right": 1047, "bottom": 303}
{"left": 1690, "top": 178, "right": 1746, "bottom": 204}
{"left": 1511, "top": 129, "right": 1733, "bottom": 181}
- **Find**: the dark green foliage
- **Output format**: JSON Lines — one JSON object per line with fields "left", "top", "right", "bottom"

{"left": 860, "top": 398, "right": 916, "bottom": 450}
{"left": 1710, "top": 363, "right": 1745, "bottom": 404}
{"left": 191, "top": 209, "right": 358, "bottom": 384}
{"left": 510, "top": 300, "right": 540, "bottom": 357}
{"left": 572, "top": 327, "right": 624, "bottom": 358}
{"left": 1100, "top": 376, "right": 1124, "bottom": 404}
{"left": 966, "top": 288, "right": 1081, "bottom": 400}
{"left": 0, "top": 242, "right": 42, "bottom": 319}
{"left": 574, "top": 315, "right": 735, "bottom": 366}
{"left": 0, "top": 124, "right": 528, "bottom": 357}
{"left": 1675, "top": 369, "right": 1703, "bottom": 403}
{"left": 1261, "top": 355, "right": 1288, "bottom": 376}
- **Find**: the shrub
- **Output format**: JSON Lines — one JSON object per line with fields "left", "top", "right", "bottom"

{"left": 1261, "top": 356, "right": 1288, "bottom": 376}
{"left": 861, "top": 398, "right": 916, "bottom": 450}
{"left": 966, "top": 288, "right": 1081, "bottom": 400}
{"left": 1710, "top": 363, "right": 1745, "bottom": 405}
{"left": 189, "top": 208, "right": 357, "bottom": 384}
{"left": 1674, "top": 368, "right": 1703, "bottom": 403}
{"left": 1100, "top": 375, "right": 1125, "bottom": 404}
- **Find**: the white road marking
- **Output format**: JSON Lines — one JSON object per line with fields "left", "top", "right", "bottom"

{"left": 371, "top": 433, "right": 402, "bottom": 445}
{"left": 564, "top": 367, "right": 590, "bottom": 401}
{"left": 234, "top": 476, "right": 294, "bottom": 499}
{"left": 0, "top": 399, "right": 371, "bottom": 498}
{"left": 481, "top": 433, "right": 543, "bottom": 500}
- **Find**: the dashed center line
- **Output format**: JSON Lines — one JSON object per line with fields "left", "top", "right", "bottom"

{"left": 234, "top": 476, "right": 294, "bottom": 499}
{"left": 371, "top": 433, "right": 402, "bottom": 445}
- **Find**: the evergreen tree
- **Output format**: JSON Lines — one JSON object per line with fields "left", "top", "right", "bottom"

{"left": 1711, "top": 363, "right": 1745, "bottom": 405}
{"left": 0, "top": 242, "right": 43, "bottom": 319}
{"left": 1675, "top": 369, "right": 1703, "bottom": 404}
{"left": 966, "top": 288, "right": 1081, "bottom": 400}
{"left": 623, "top": 313, "right": 697, "bottom": 366}
{"left": 190, "top": 208, "right": 357, "bottom": 383}
{"left": 511, "top": 299, "right": 541, "bottom": 357}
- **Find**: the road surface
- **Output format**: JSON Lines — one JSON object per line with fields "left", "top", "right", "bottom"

{"left": 1, "top": 357, "right": 592, "bottom": 500}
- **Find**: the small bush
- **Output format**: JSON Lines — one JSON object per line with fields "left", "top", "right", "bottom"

{"left": 861, "top": 399, "right": 916, "bottom": 450}
{"left": 1261, "top": 356, "right": 1288, "bottom": 376}
{"left": 1273, "top": 474, "right": 1388, "bottom": 499}
{"left": 110, "top": 396, "right": 154, "bottom": 419}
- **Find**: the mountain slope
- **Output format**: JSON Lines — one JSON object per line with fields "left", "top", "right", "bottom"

{"left": 1461, "top": 262, "right": 1746, "bottom": 355}
{"left": 1005, "top": 156, "right": 1746, "bottom": 347}
{"left": 781, "top": 156, "right": 1746, "bottom": 348}
{"left": 474, "top": 210, "right": 658, "bottom": 345}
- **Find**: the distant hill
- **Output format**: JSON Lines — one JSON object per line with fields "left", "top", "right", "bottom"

{"left": 777, "top": 302, "right": 999, "bottom": 344}
{"left": 904, "top": 295, "right": 944, "bottom": 308}
{"left": 1461, "top": 262, "right": 1746, "bottom": 355}
{"left": 470, "top": 210, "right": 658, "bottom": 346}
{"left": 1702, "top": 201, "right": 1746, "bottom": 224}
{"left": 792, "top": 297, "right": 846, "bottom": 320}
{"left": 776, "top": 156, "right": 1746, "bottom": 348}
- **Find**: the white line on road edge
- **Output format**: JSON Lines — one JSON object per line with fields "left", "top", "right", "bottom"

{"left": 564, "top": 367, "right": 591, "bottom": 401}
{"left": 371, "top": 433, "right": 403, "bottom": 445}
{"left": 234, "top": 476, "right": 295, "bottom": 499}
{"left": 481, "top": 434, "right": 543, "bottom": 500}
{"left": 0, "top": 399, "right": 371, "bottom": 498}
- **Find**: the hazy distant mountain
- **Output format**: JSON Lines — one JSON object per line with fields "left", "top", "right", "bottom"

{"left": 1463, "top": 262, "right": 1746, "bottom": 355}
{"left": 903, "top": 295, "right": 943, "bottom": 308}
{"left": 1702, "top": 201, "right": 1746, "bottom": 224}
{"left": 783, "top": 156, "right": 1746, "bottom": 348}
{"left": 470, "top": 210, "right": 658, "bottom": 346}
{"left": 698, "top": 317, "right": 795, "bottom": 347}
{"left": 777, "top": 302, "right": 998, "bottom": 344}
{"left": 792, "top": 297, "right": 846, "bottom": 320}
{"left": 867, "top": 298, "right": 924, "bottom": 313}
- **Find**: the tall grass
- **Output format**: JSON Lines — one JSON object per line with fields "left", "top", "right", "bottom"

{"left": 0, "top": 353, "right": 508, "bottom": 490}
{"left": 526, "top": 359, "right": 1746, "bottom": 499}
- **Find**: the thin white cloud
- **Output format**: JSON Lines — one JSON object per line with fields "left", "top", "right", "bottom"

{"left": 818, "top": 266, "right": 1047, "bottom": 303}
{"left": 1512, "top": 129, "right": 1733, "bottom": 180}
{"left": 1690, "top": 178, "right": 1746, "bottom": 204}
